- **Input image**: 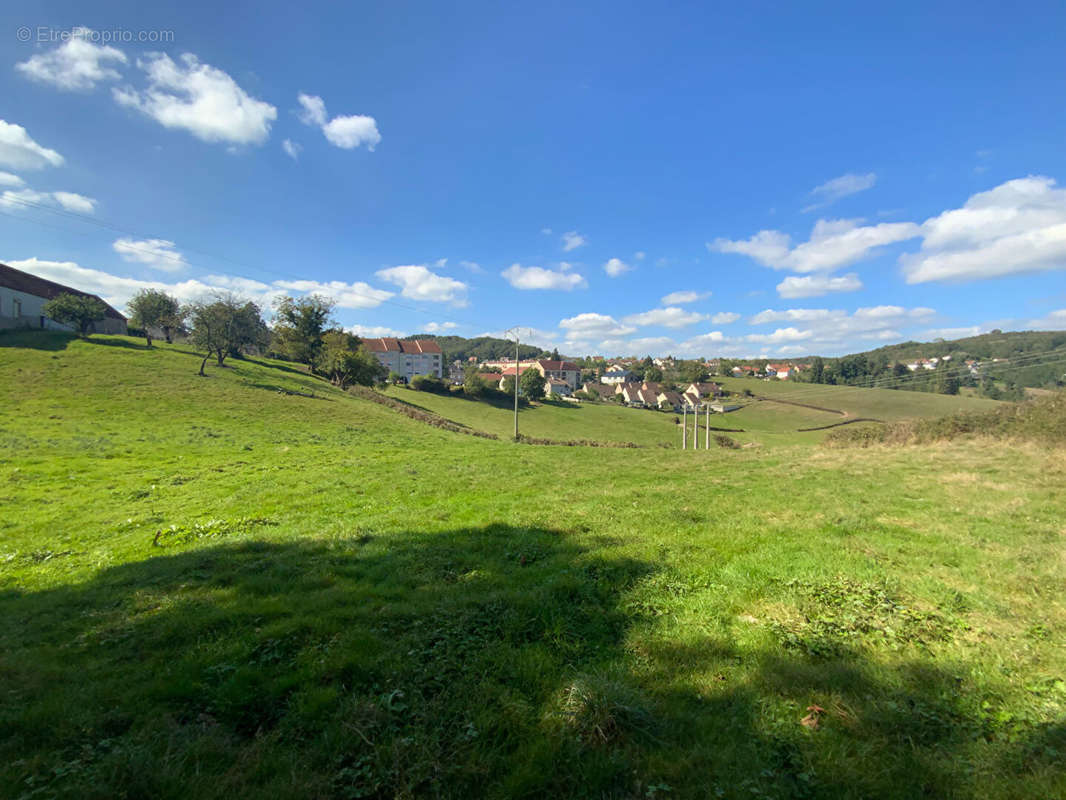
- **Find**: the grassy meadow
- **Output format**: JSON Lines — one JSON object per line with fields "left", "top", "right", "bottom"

{"left": 1, "top": 331, "right": 1064, "bottom": 799}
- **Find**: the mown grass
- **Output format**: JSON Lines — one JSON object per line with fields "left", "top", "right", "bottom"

{"left": 1, "top": 331, "right": 1064, "bottom": 799}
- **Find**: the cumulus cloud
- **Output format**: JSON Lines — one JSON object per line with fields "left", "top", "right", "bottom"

{"left": 710, "top": 312, "right": 740, "bottom": 324}
{"left": 559, "top": 312, "right": 636, "bottom": 338}
{"left": 273, "top": 278, "right": 395, "bottom": 309}
{"left": 711, "top": 218, "right": 920, "bottom": 273}
{"left": 16, "top": 27, "right": 127, "bottom": 91}
{"left": 348, "top": 324, "right": 406, "bottom": 338}
{"left": 1, "top": 257, "right": 277, "bottom": 311}
{"left": 501, "top": 263, "right": 587, "bottom": 291}
{"left": 622, "top": 307, "right": 707, "bottom": 328}
{"left": 776, "top": 272, "right": 863, "bottom": 298}
{"left": 661, "top": 290, "right": 710, "bottom": 305}
{"left": 803, "top": 172, "right": 876, "bottom": 212}
{"left": 282, "top": 139, "right": 301, "bottom": 160}
{"left": 376, "top": 265, "right": 467, "bottom": 306}
{"left": 746, "top": 305, "right": 936, "bottom": 350}
{"left": 422, "top": 322, "right": 459, "bottom": 333}
{"left": 0, "top": 171, "right": 24, "bottom": 187}
{"left": 561, "top": 231, "right": 586, "bottom": 252}
{"left": 1025, "top": 309, "right": 1066, "bottom": 330}
{"left": 113, "top": 53, "right": 277, "bottom": 146}
{"left": 0, "top": 120, "right": 65, "bottom": 170}
{"left": 3, "top": 257, "right": 405, "bottom": 317}
{"left": 113, "top": 238, "right": 187, "bottom": 272}
{"left": 297, "top": 92, "right": 381, "bottom": 151}
{"left": 1, "top": 188, "right": 95, "bottom": 214}
{"left": 922, "top": 326, "right": 983, "bottom": 340}
{"left": 901, "top": 176, "right": 1066, "bottom": 283}
{"left": 604, "top": 257, "right": 632, "bottom": 278}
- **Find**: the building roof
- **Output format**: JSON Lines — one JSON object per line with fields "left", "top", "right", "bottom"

{"left": 658, "top": 391, "right": 682, "bottom": 402}
{"left": 363, "top": 338, "right": 443, "bottom": 354}
{"left": 539, "top": 359, "right": 579, "bottom": 371}
{"left": 0, "top": 262, "right": 126, "bottom": 321}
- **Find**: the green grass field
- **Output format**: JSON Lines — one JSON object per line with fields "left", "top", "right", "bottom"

{"left": 2, "top": 331, "right": 1064, "bottom": 799}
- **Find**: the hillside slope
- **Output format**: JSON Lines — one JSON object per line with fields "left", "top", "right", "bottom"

{"left": 1, "top": 332, "right": 1063, "bottom": 800}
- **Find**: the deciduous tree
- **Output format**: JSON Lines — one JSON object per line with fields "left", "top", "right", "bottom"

{"left": 127, "top": 289, "right": 182, "bottom": 347}
{"left": 42, "top": 293, "right": 107, "bottom": 337}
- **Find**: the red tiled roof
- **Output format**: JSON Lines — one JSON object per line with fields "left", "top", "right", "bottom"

{"left": 363, "top": 338, "right": 442, "bottom": 354}
{"left": 0, "top": 262, "right": 126, "bottom": 321}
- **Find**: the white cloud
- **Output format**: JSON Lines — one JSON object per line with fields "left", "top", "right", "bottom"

{"left": 459, "top": 260, "right": 484, "bottom": 273}
{"left": 348, "top": 324, "right": 406, "bottom": 338}
{"left": 661, "top": 290, "right": 710, "bottom": 305}
{"left": 113, "top": 53, "right": 276, "bottom": 146}
{"left": 901, "top": 176, "right": 1066, "bottom": 283}
{"left": 376, "top": 265, "right": 467, "bottom": 306}
{"left": 712, "top": 218, "right": 920, "bottom": 273}
{"left": 627, "top": 336, "right": 675, "bottom": 352}
{"left": 622, "top": 307, "right": 707, "bottom": 328}
{"left": 710, "top": 312, "right": 740, "bottom": 324}
{"left": 297, "top": 93, "right": 327, "bottom": 126}
{"left": 282, "top": 139, "right": 301, "bottom": 160}
{"left": 561, "top": 231, "right": 586, "bottom": 252}
{"left": 922, "top": 326, "right": 983, "bottom": 340}
{"left": 273, "top": 278, "right": 395, "bottom": 309}
{"left": 1, "top": 187, "right": 96, "bottom": 214}
{"left": 0, "top": 120, "right": 65, "bottom": 170}
{"left": 745, "top": 327, "right": 813, "bottom": 344}
{"left": 1, "top": 257, "right": 277, "bottom": 311}
{"left": 604, "top": 257, "right": 632, "bottom": 278}
{"left": 52, "top": 191, "right": 96, "bottom": 213}
{"left": 803, "top": 172, "right": 876, "bottom": 212}
{"left": 113, "top": 237, "right": 187, "bottom": 272}
{"left": 0, "top": 171, "right": 24, "bottom": 187}
{"left": 776, "top": 272, "right": 863, "bottom": 298}
{"left": 297, "top": 92, "right": 381, "bottom": 151}
{"left": 423, "top": 321, "right": 459, "bottom": 333}
{"left": 559, "top": 312, "right": 636, "bottom": 338}
{"left": 501, "top": 263, "right": 587, "bottom": 291}
{"left": 746, "top": 305, "right": 936, "bottom": 351}
{"left": 16, "top": 27, "right": 127, "bottom": 91}
{"left": 1025, "top": 309, "right": 1066, "bottom": 330}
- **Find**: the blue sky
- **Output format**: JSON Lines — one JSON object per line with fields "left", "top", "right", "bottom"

{"left": 2, "top": 0, "right": 1065, "bottom": 357}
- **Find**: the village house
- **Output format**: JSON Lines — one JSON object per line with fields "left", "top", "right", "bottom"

{"left": 600, "top": 366, "right": 635, "bottom": 385}
{"left": 0, "top": 262, "right": 128, "bottom": 334}
{"left": 544, "top": 377, "right": 573, "bottom": 398}
{"left": 685, "top": 381, "right": 722, "bottom": 399}
{"left": 364, "top": 338, "right": 444, "bottom": 381}
{"left": 581, "top": 382, "right": 616, "bottom": 401}
{"left": 481, "top": 358, "right": 582, "bottom": 390}
{"left": 656, "top": 390, "right": 683, "bottom": 412}
{"left": 617, "top": 383, "right": 645, "bottom": 406}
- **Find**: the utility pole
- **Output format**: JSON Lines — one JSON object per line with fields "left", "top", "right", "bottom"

{"left": 705, "top": 402, "right": 710, "bottom": 449}
{"left": 693, "top": 400, "right": 698, "bottom": 449}
{"left": 505, "top": 327, "right": 521, "bottom": 441}
{"left": 682, "top": 405, "right": 687, "bottom": 449}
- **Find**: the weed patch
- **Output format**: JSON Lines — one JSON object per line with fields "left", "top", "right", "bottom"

{"left": 152, "top": 517, "right": 277, "bottom": 547}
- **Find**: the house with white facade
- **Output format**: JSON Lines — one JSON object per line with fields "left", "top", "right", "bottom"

{"left": 364, "top": 338, "right": 443, "bottom": 382}
{"left": 0, "top": 262, "right": 127, "bottom": 334}
{"left": 601, "top": 367, "right": 634, "bottom": 385}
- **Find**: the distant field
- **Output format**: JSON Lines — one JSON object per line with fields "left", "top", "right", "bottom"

{"left": 383, "top": 385, "right": 682, "bottom": 446}
{"left": 717, "top": 375, "right": 1003, "bottom": 420}
{"left": 2, "top": 332, "right": 1062, "bottom": 800}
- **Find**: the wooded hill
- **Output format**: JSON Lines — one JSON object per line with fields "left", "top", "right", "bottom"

{"left": 405, "top": 334, "right": 548, "bottom": 363}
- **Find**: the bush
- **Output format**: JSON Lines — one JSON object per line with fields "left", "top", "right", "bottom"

{"left": 410, "top": 373, "right": 448, "bottom": 394}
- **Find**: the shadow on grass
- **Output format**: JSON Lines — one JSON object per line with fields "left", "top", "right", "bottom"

{"left": 85, "top": 337, "right": 151, "bottom": 351}
{"left": 0, "top": 330, "right": 74, "bottom": 350}
{"left": 0, "top": 525, "right": 1060, "bottom": 799}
